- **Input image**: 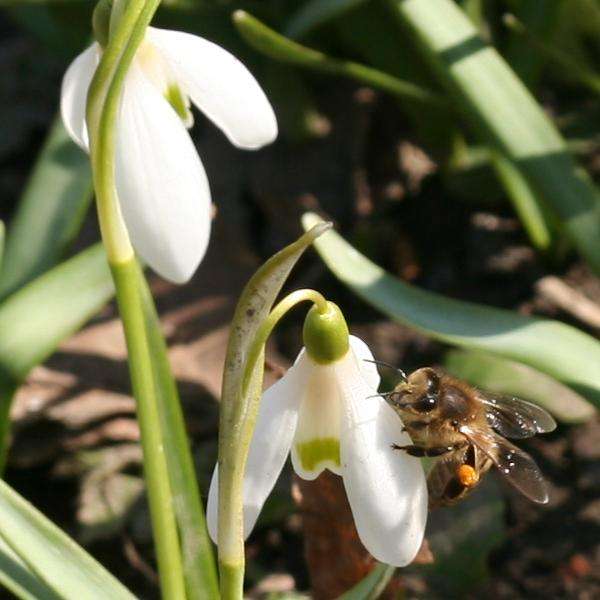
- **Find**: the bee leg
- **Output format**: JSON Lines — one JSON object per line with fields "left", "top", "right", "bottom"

{"left": 392, "top": 444, "right": 453, "bottom": 458}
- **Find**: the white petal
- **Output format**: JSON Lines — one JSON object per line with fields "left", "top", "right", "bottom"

{"left": 146, "top": 27, "right": 278, "bottom": 149}
{"left": 60, "top": 44, "right": 100, "bottom": 151}
{"left": 336, "top": 355, "right": 428, "bottom": 567}
{"left": 206, "top": 353, "right": 309, "bottom": 543}
{"left": 348, "top": 335, "right": 380, "bottom": 391}
{"left": 291, "top": 356, "right": 343, "bottom": 480}
{"left": 115, "top": 64, "right": 211, "bottom": 283}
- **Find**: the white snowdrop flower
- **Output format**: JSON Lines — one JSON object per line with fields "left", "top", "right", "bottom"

{"left": 60, "top": 26, "right": 277, "bottom": 283}
{"left": 208, "top": 302, "right": 428, "bottom": 567}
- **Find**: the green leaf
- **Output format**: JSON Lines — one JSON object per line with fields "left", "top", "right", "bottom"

{"left": 111, "top": 260, "right": 214, "bottom": 600}
{"left": 137, "top": 266, "right": 219, "bottom": 599}
{"left": 0, "top": 243, "right": 112, "bottom": 382}
{"left": 0, "top": 243, "right": 113, "bottom": 470}
{"left": 444, "top": 349, "right": 596, "bottom": 423}
{"left": 337, "top": 563, "right": 396, "bottom": 600}
{"left": 490, "top": 151, "right": 555, "bottom": 252}
{"left": 232, "top": 11, "right": 446, "bottom": 109}
{"left": 301, "top": 212, "right": 600, "bottom": 410}
{"left": 0, "top": 535, "right": 58, "bottom": 600}
{"left": 285, "top": 0, "right": 369, "bottom": 39}
{"left": 0, "top": 478, "right": 135, "bottom": 599}
{"left": 386, "top": 0, "right": 600, "bottom": 274}
{"left": 0, "top": 117, "right": 93, "bottom": 300}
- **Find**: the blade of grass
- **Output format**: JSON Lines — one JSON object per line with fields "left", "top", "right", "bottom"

{"left": 385, "top": 0, "right": 600, "bottom": 275}
{"left": 302, "top": 212, "right": 600, "bottom": 409}
{"left": 232, "top": 11, "right": 447, "bottom": 110}
{"left": 0, "top": 117, "right": 93, "bottom": 300}
{"left": 444, "top": 349, "right": 596, "bottom": 423}
{"left": 0, "top": 478, "right": 135, "bottom": 599}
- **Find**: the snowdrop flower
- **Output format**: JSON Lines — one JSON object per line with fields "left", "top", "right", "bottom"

{"left": 208, "top": 302, "right": 428, "bottom": 566}
{"left": 61, "top": 26, "right": 277, "bottom": 283}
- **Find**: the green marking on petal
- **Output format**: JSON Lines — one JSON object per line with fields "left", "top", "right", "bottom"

{"left": 165, "top": 84, "right": 192, "bottom": 125}
{"left": 296, "top": 437, "right": 340, "bottom": 471}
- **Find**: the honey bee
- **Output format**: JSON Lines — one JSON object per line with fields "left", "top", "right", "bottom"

{"left": 377, "top": 365, "right": 556, "bottom": 508}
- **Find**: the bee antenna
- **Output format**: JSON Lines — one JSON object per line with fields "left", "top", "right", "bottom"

{"left": 363, "top": 359, "right": 408, "bottom": 381}
{"left": 367, "top": 391, "right": 394, "bottom": 400}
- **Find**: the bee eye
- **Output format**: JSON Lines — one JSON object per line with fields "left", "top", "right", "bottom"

{"left": 424, "top": 371, "right": 439, "bottom": 394}
{"left": 413, "top": 394, "right": 437, "bottom": 413}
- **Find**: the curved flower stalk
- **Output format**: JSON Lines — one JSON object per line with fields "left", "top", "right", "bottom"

{"left": 61, "top": 26, "right": 277, "bottom": 283}
{"left": 208, "top": 302, "right": 428, "bottom": 567}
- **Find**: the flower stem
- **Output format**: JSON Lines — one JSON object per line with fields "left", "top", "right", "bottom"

{"left": 241, "top": 289, "right": 328, "bottom": 395}
{"left": 112, "top": 260, "right": 186, "bottom": 599}
{"left": 85, "top": 0, "right": 188, "bottom": 597}
{"left": 219, "top": 288, "right": 328, "bottom": 599}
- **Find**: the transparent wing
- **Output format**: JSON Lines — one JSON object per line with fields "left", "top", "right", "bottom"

{"left": 460, "top": 425, "right": 549, "bottom": 504}
{"left": 480, "top": 392, "right": 556, "bottom": 439}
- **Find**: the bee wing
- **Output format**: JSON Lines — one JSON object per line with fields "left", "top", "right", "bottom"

{"left": 480, "top": 393, "right": 556, "bottom": 439}
{"left": 460, "top": 425, "right": 549, "bottom": 503}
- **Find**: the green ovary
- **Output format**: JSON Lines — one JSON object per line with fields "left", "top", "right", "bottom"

{"left": 296, "top": 438, "right": 341, "bottom": 471}
{"left": 166, "top": 84, "right": 190, "bottom": 123}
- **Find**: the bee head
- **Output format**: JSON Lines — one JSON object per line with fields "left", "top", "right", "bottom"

{"left": 387, "top": 367, "right": 440, "bottom": 414}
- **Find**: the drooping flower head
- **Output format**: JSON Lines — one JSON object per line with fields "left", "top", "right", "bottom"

{"left": 61, "top": 23, "right": 277, "bottom": 283}
{"left": 208, "top": 301, "right": 428, "bottom": 566}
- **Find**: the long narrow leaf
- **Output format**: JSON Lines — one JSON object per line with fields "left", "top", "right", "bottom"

{"left": 0, "top": 244, "right": 113, "bottom": 469}
{"left": 232, "top": 11, "right": 446, "bottom": 109}
{"left": 0, "top": 243, "right": 112, "bottom": 381}
{"left": 444, "top": 349, "right": 596, "bottom": 423}
{"left": 0, "top": 535, "right": 58, "bottom": 600}
{"left": 386, "top": 0, "right": 600, "bottom": 274}
{"left": 337, "top": 563, "right": 396, "bottom": 600}
{"left": 0, "top": 117, "right": 93, "bottom": 299}
{"left": 137, "top": 266, "right": 219, "bottom": 599}
{"left": 490, "top": 151, "right": 554, "bottom": 252}
{"left": 302, "top": 212, "right": 600, "bottom": 409}
{"left": 0, "top": 478, "right": 134, "bottom": 599}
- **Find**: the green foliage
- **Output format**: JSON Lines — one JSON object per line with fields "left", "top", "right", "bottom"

{"left": 0, "top": 244, "right": 112, "bottom": 383}
{"left": 0, "top": 478, "right": 135, "bottom": 599}
{"left": 387, "top": 0, "right": 600, "bottom": 275}
{"left": 337, "top": 563, "right": 396, "bottom": 600}
{"left": 444, "top": 349, "right": 596, "bottom": 423}
{"left": 0, "top": 118, "right": 93, "bottom": 300}
{"left": 233, "top": 11, "right": 444, "bottom": 109}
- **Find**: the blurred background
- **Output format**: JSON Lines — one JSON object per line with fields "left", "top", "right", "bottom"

{"left": 1, "top": 0, "right": 599, "bottom": 598}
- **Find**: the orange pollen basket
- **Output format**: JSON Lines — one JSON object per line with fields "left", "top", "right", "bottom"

{"left": 457, "top": 464, "right": 479, "bottom": 487}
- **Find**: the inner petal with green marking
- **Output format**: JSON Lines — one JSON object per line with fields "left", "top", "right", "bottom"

{"left": 291, "top": 358, "right": 343, "bottom": 480}
{"left": 295, "top": 438, "right": 341, "bottom": 472}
